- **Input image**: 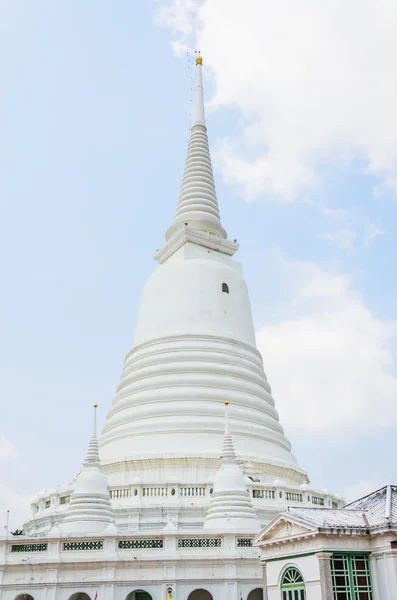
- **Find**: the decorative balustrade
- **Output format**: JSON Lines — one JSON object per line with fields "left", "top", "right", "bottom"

{"left": 312, "top": 496, "right": 325, "bottom": 506}
{"left": 142, "top": 487, "right": 168, "bottom": 497}
{"left": 178, "top": 538, "right": 221, "bottom": 548}
{"left": 118, "top": 539, "right": 163, "bottom": 549}
{"left": 286, "top": 492, "right": 303, "bottom": 502}
{"left": 110, "top": 488, "right": 132, "bottom": 499}
{"left": 63, "top": 541, "right": 103, "bottom": 551}
{"left": 236, "top": 538, "right": 253, "bottom": 547}
{"left": 252, "top": 489, "right": 275, "bottom": 499}
{"left": 11, "top": 543, "right": 47, "bottom": 553}
{"left": 180, "top": 487, "right": 206, "bottom": 497}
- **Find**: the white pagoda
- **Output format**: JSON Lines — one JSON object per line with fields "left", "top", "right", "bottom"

{"left": 0, "top": 56, "right": 341, "bottom": 600}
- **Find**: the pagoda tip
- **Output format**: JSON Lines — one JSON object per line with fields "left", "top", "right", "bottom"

{"left": 196, "top": 55, "right": 203, "bottom": 66}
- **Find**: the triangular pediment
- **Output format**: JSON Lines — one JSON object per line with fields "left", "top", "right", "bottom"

{"left": 254, "top": 514, "right": 318, "bottom": 546}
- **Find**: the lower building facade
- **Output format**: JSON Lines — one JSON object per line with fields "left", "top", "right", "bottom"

{"left": 0, "top": 531, "right": 264, "bottom": 600}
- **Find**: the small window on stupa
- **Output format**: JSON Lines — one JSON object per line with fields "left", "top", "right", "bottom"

{"left": 222, "top": 283, "right": 229, "bottom": 293}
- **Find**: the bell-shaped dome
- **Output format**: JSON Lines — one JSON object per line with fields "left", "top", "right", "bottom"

{"left": 61, "top": 406, "right": 115, "bottom": 534}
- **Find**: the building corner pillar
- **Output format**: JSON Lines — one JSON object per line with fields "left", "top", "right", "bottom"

{"left": 261, "top": 560, "right": 269, "bottom": 600}
{"left": 316, "top": 552, "right": 333, "bottom": 600}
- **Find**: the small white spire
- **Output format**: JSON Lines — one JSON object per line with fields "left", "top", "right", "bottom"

{"left": 221, "top": 401, "right": 236, "bottom": 463}
{"left": 165, "top": 55, "right": 227, "bottom": 243}
{"left": 61, "top": 404, "right": 115, "bottom": 534}
{"left": 84, "top": 404, "right": 100, "bottom": 465}
{"left": 204, "top": 402, "right": 260, "bottom": 531}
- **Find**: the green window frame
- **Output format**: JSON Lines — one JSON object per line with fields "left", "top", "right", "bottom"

{"left": 135, "top": 593, "right": 152, "bottom": 600}
{"left": 280, "top": 567, "right": 306, "bottom": 600}
{"left": 331, "top": 554, "right": 373, "bottom": 599}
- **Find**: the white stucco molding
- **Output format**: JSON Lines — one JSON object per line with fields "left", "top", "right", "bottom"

{"left": 155, "top": 226, "right": 239, "bottom": 263}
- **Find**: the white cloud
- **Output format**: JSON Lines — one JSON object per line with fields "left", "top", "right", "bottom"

{"left": 255, "top": 256, "right": 397, "bottom": 436}
{"left": 318, "top": 207, "right": 384, "bottom": 250}
{"left": 0, "top": 436, "right": 17, "bottom": 460}
{"left": 158, "top": 0, "right": 397, "bottom": 201}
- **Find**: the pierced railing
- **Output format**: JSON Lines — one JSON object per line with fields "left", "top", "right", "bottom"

{"left": 118, "top": 539, "right": 163, "bottom": 549}
{"left": 63, "top": 541, "right": 103, "bottom": 551}
{"left": 178, "top": 538, "right": 221, "bottom": 548}
{"left": 236, "top": 538, "right": 253, "bottom": 547}
{"left": 11, "top": 543, "right": 47, "bottom": 553}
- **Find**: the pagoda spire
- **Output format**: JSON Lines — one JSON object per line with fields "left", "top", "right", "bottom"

{"left": 61, "top": 405, "right": 115, "bottom": 534}
{"left": 165, "top": 55, "right": 227, "bottom": 243}
{"left": 204, "top": 402, "right": 260, "bottom": 531}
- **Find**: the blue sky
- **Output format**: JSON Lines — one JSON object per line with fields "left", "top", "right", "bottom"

{"left": 0, "top": 1, "right": 396, "bottom": 527}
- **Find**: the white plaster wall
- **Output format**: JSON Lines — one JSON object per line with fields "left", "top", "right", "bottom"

{"left": 267, "top": 555, "right": 321, "bottom": 600}
{"left": 133, "top": 243, "right": 256, "bottom": 347}
{"left": 0, "top": 534, "right": 265, "bottom": 600}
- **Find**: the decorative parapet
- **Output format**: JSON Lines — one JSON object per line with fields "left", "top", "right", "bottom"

{"left": 63, "top": 541, "right": 103, "bottom": 551}
{"left": 29, "top": 482, "right": 343, "bottom": 518}
{"left": 118, "top": 539, "right": 163, "bottom": 549}
{"left": 178, "top": 538, "right": 221, "bottom": 548}
{"left": 11, "top": 543, "right": 47, "bottom": 553}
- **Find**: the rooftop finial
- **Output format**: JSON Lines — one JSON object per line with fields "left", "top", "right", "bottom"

{"left": 192, "top": 54, "right": 205, "bottom": 127}
{"left": 93, "top": 403, "right": 98, "bottom": 438}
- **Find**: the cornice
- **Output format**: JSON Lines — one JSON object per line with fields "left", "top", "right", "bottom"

{"left": 154, "top": 227, "right": 239, "bottom": 264}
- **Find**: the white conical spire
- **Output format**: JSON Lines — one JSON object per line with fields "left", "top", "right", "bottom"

{"left": 204, "top": 402, "right": 260, "bottom": 531}
{"left": 165, "top": 55, "right": 227, "bottom": 242}
{"left": 62, "top": 405, "right": 115, "bottom": 534}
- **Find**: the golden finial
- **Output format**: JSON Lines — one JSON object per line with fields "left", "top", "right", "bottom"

{"left": 224, "top": 401, "right": 229, "bottom": 406}
{"left": 196, "top": 55, "right": 203, "bottom": 66}
{"left": 93, "top": 404, "right": 98, "bottom": 408}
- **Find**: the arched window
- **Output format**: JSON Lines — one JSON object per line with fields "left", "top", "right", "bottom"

{"left": 187, "top": 590, "right": 213, "bottom": 600}
{"left": 15, "top": 596, "right": 35, "bottom": 600}
{"left": 222, "top": 282, "right": 229, "bottom": 293}
{"left": 281, "top": 567, "right": 306, "bottom": 600}
{"left": 247, "top": 589, "right": 263, "bottom": 600}
{"left": 125, "top": 592, "right": 153, "bottom": 600}
{"left": 68, "top": 594, "right": 91, "bottom": 600}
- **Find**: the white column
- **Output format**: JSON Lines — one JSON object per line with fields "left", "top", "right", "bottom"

{"left": 261, "top": 560, "right": 269, "bottom": 600}
{"left": 385, "top": 551, "right": 397, "bottom": 593}
{"left": 316, "top": 553, "right": 333, "bottom": 600}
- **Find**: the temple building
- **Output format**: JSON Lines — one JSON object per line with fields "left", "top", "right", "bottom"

{"left": 0, "top": 57, "right": 345, "bottom": 600}
{"left": 255, "top": 485, "right": 397, "bottom": 599}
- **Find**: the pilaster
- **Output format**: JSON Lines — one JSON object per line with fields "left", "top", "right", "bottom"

{"left": 316, "top": 552, "right": 333, "bottom": 600}
{"left": 261, "top": 560, "right": 269, "bottom": 600}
